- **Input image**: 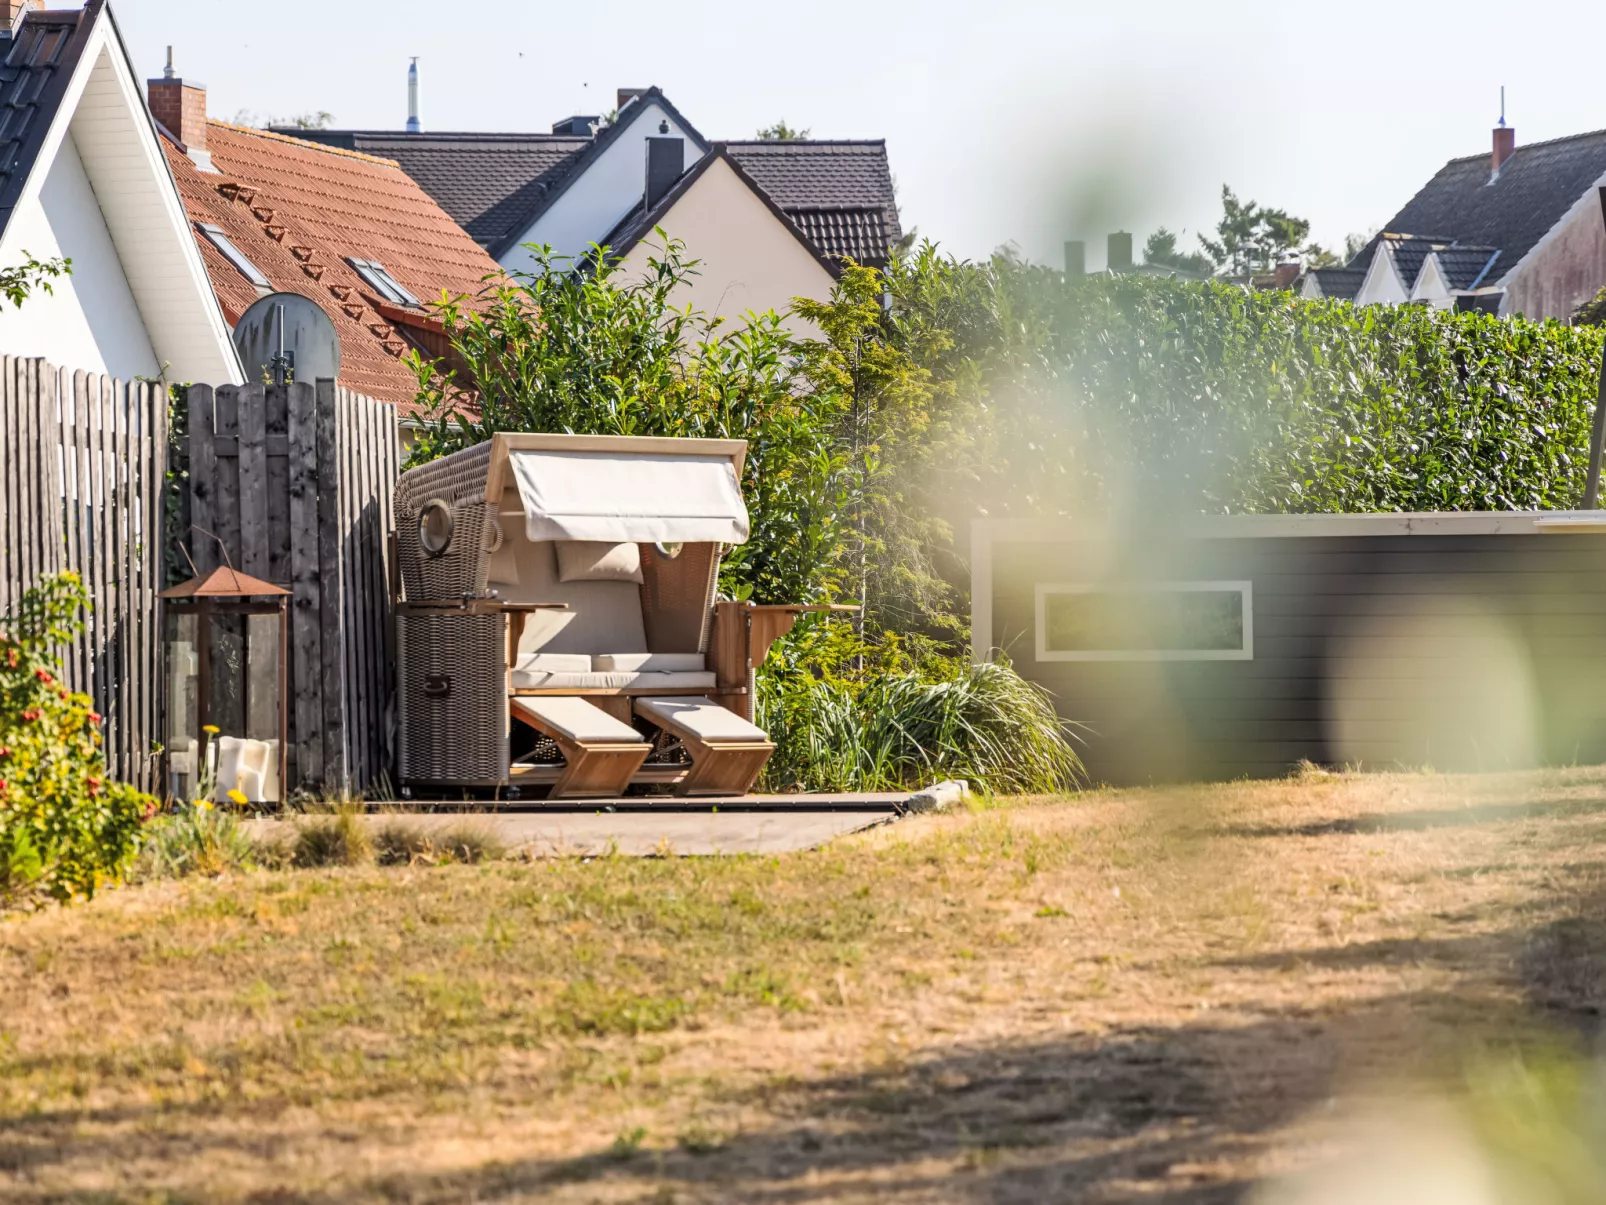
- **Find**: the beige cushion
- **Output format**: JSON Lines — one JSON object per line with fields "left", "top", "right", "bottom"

{"left": 593, "top": 652, "right": 706, "bottom": 672}
{"left": 514, "top": 652, "right": 592, "bottom": 674}
{"left": 511, "top": 669, "right": 718, "bottom": 690}
{"left": 487, "top": 512, "right": 522, "bottom": 585}
{"left": 514, "top": 696, "right": 643, "bottom": 743}
{"left": 635, "top": 695, "right": 769, "bottom": 742}
{"left": 498, "top": 511, "right": 648, "bottom": 657}
{"left": 556, "top": 540, "right": 643, "bottom": 584}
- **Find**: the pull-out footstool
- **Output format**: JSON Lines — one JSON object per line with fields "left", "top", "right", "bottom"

{"left": 633, "top": 695, "right": 776, "bottom": 796}
{"left": 510, "top": 696, "right": 651, "bottom": 799}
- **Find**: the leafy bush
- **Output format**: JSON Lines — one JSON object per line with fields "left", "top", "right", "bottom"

{"left": 0, "top": 574, "right": 155, "bottom": 907}
{"left": 756, "top": 623, "right": 1081, "bottom": 794}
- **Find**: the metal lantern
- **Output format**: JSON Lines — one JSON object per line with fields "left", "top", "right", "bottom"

{"left": 159, "top": 566, "right": 289, "bottom": 805}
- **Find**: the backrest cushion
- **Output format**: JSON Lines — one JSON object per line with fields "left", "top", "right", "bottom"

{"left": 555, "top": 540, "right": 644, "bottom": 583}
{"left": 504, "top": 530, "right": 648, "bottom": 656}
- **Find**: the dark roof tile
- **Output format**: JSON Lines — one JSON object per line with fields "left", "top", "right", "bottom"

{"left": 725, "top": 139, "right": 901, "bottom": 263}
{"left": 0, "top": 2, "right": 93, "bottom": 229}
{"left": 1381, "top": 129, "right": 1606, "bottom": 275}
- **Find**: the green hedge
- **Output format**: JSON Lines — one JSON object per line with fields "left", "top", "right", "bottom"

{"left": 983, "top": 272, "right": 1605, "bottom": 516}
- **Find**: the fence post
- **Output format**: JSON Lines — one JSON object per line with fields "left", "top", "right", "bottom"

{"left": 286, "top": 380, "right": 324, "bottom": 790}
{"left": 315, "top": 378, "right": 347, "bottom": 795}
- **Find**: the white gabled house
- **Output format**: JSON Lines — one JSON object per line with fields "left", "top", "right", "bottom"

{"left": 0, "top": 0, "right": 241, "bottom": 383}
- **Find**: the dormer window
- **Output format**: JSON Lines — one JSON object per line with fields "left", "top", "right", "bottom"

{"left": 347, "top": 258, "right": 420, "bottom": 307}
{"left": 197, "top": 223, "right": 270, "bottom": 288}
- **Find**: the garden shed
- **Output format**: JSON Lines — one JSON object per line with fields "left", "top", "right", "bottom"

{"left": 972, "top": 513, "right": 1606, "bottom": 784}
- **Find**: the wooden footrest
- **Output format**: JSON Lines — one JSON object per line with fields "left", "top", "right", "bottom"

{"left": 510, "top": 697, "right": 650, "bottom": 799}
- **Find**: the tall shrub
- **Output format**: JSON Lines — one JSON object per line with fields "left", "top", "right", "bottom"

{"left": 407, "top": 240, "right": 853, "bottom": 604}
{"left": 1, "top": 574, "right": 155, "bottom": 907}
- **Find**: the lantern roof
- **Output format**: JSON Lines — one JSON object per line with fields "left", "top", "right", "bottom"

{"left": 159, "top": 565, "right": 289, "bottom": 599}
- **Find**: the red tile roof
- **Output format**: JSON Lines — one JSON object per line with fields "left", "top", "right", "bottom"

{"left": 163, "top": 121, "right": 502, "bottom": 415}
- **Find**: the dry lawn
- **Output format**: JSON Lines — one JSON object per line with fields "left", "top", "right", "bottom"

{"left": 5, "top": 767, "right": 1606, "bottom": 1202}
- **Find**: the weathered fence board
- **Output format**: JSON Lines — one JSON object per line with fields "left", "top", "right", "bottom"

{"left": 0, "top": 358, "right": 166, "bottom": 791}
{"left": 180, "top": 379, "right": 399, "bottom": 795}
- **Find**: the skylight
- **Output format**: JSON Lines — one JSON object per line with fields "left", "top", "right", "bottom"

{"left": 347, "top": 258, "right": 421, "bottom": 308}
{"left": 197, "top": 223, "right": 270, "bottom": 288}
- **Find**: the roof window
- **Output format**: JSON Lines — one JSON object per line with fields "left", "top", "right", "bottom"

{"left": 197, "top": 223, "right": 270, "bottom": 288}
{"left": 347, "top": 258, "right": 421, "bottom": 307}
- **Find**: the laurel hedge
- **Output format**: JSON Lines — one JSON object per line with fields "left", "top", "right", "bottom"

{"left": 981, "top": 270, "right": 1606, "bottom": 517}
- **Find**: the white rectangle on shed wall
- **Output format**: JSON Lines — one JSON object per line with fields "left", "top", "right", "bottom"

{"left": 0, "top": 132, "right": 157, "bottom": 378}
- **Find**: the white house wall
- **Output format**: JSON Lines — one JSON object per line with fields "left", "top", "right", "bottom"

{"left": 0, "top": 132, "right": 156, "bottom": 378}
{"left": 500, "top": 100, "right": 701, "bottom": 272}
{"left": 1502, "top": 183, "right": 1606, "bottom": 320}
{"left": 613, "top": 157, "right": 836, "bottom": 336}
{"left": 1354, "top": 246, "right": 1409, "bottom": 307}
{"left": 1411, "top": 255, "right": 1454, "bottom": 310}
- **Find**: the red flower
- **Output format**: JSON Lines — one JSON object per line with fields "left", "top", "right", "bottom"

{"left": 34, "top": 668, "right": 52, "bottom": 684}
{"left": 20, "top": 709, "right": 39, "bottom": 722}
{"left": 87, "top": 713, "right": 101, "bottom": 725}
{"left": 0, "top": 746, "right": 9, "bottom": 758}
{"left": 5, "top": 648, "right": 17, "bottom": 668}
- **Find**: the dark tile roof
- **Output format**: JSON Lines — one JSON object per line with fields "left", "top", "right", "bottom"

{"left": 0, "top": 2, "right": 95, "bottom": 230}
{"left": 724, "top": 140, "right": 901, "bottom": 265}
{"left": 1430, "top": 245, "right": 1502, "bottom": 290}
{"left": 1308, "top": 267, "right": 1366, "bottom": 300}
{"left": 280, "top": 129, "right": 589, "bottom": 252}
{"left": 1381, "top": 128, "right": 1606, "bottom": 275}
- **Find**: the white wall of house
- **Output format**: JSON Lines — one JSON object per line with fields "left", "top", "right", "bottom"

{"left": 500, "top": 99, "right": 702, "bottom": 272}
{"left": 0, "top": 133, "right": 158, "bottom": 378}
{"left": 1410, "top": 255, "right": 1455, "bottom": 310}
{"left": 1354, "top": 246, "right": 1409, "bottom": 307}
{"left": 1501, "top": 179, "right": 1606, "bottom": 320}
{"left": 613, "top": 156, "right": 836, "bottom": 337}
{"left": 1299, "top": 274, "right": 1324, "bottom": 300}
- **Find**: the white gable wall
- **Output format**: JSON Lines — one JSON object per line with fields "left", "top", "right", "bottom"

{"left": 1354, "top": 245, "right": 1409, "bottom": 306}
{"left": 0, "top": 131, "right": 155, "bottom": 377}
{"left": 0, "top": 18, "right": 241, "bottom": 384}
{"left": 1411, "top": 255, "right": 1454, "bottom": 310}
{"left": 501, "top": 100, "right": 701, "bottom": 272}
{"left": 613, "top": 157, "right": 836, "bottom": 337}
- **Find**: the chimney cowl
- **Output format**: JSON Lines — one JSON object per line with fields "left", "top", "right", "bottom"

{"left": 148, "top": 54, "right": 216, "bottom": 172}
{"left": 406, "top": 57, "right": 421, "bottom": 134}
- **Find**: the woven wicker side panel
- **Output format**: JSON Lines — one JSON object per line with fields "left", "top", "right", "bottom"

{"left": 396, "top": 611, "right": 508, "bottom": 785}
{"left": 394, "top": 442, "right": 495, "bottom": 601}
{"left": 640, "top": 542, "right": 720, "bottom": 654}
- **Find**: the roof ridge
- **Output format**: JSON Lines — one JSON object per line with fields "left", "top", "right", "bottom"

{"left": 1439, "top": 125, "right": 1606, "bottom": 166}
{"left": 208, "top": 120, "right": 404, "bottom": 168}
{"left": 724, "top": 138, "right": 887, "bottom": 147}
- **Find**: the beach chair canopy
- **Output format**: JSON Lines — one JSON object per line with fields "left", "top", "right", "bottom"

{"left": 506, "top": 445, "right": 750, "bottom": 545}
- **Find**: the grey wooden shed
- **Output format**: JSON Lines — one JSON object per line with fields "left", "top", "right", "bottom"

{"left": 973, "top": 512, "right": 1606, "bottom": 784}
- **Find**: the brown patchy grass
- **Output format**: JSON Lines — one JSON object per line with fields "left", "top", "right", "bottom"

{"left": 4, "top": 767, "right": 1606, "bottom": 1202}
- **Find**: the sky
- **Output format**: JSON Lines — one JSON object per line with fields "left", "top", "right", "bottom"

{"left": 108, "top": 0, "right": 1606, "bottom": 270}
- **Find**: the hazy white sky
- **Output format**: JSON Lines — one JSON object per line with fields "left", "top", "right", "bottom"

{"left": 107, "top": 0, "right": 1606, "bottom": 269}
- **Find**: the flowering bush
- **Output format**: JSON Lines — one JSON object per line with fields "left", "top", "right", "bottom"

{"left": 0, "top": 573, "right": 154, "bottom": 908}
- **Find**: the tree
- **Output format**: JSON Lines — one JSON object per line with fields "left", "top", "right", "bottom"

{"left": 1142, "top": 227, "right": 1215, "bottom": 277}
{"left": 1197, "top": 186, "right": 1312, "bottom": 275}
{"left": 756, "top": 120, "right": 810, "bottom": 141}
{"left": 231, "top": 109, "right": 334, "bottom": 130}
{"left": 2, "top": 253, "right": 70, "bottom": 309}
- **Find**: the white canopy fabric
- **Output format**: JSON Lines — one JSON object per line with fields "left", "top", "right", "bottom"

{"left": 509, "top": 449, "right": 751, "bottom": 545}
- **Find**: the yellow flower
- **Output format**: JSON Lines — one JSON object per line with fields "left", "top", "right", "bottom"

{"left": 202, "top": 724, "right": 220, "bottom": 735}
{"left": 226, "top": 788, "right": 248, "bottom": 806}
{"left": 196, "top": 799, "right": 214, "bottom": 811}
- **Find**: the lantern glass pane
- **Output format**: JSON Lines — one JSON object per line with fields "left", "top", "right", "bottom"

{"left": 164, "top": 610, "right": 200, "bottom": 802}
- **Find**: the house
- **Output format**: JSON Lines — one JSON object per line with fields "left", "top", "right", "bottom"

{"left": 0, "top": 0, "right": 240, "bottom": 383}
{"left": 151, "top": 64, "right": 505, "bottom": 412}
{"left": 290, "top": 87, "right": 901, "bottom": 330}
{"left": 1303, "top": 120, "right": 1606, "bottom": 319}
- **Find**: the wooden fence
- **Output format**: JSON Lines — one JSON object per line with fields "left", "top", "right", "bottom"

{"left": 0, "top": 357, "right": 166, "bottom": 791}
{"left": 179, "top": 380, "right": 400, "bottom": 795}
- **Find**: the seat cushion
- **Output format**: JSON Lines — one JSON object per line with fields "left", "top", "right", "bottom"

{"left": 634, "top": 695, "right": 769, "bottom": 742}
{"left": 510, "top": 669, "right": 718, "bottom": 690}
{"left": 513, "top": 696, "right": 644, "bottom": 743}
{"left": 592, "top": 652, "right": 707, "bottom": 672}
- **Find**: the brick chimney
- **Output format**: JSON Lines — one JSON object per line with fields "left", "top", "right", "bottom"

{"left": 1492, "top": 123, "right": 1515, "bottom": 176}
{"left": 1274, "top": 259, "right": 1302, "bottom": 290}
{"left": 146, "top": 46, "right": 216, "bottom": 171}
{"left": 2, "top": 1, "right": 40, "bottom": 30}
{"left": 1106, "top": 231, "right": 1133, "bottom": 272}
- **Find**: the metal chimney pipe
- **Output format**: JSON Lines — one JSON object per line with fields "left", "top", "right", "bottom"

{"left": 406, "top": 57, "right": 421, "bottom": 133}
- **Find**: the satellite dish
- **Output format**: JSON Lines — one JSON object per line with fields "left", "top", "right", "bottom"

{"left": 232, "top": 292, "right": 342, "bottom": 386}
